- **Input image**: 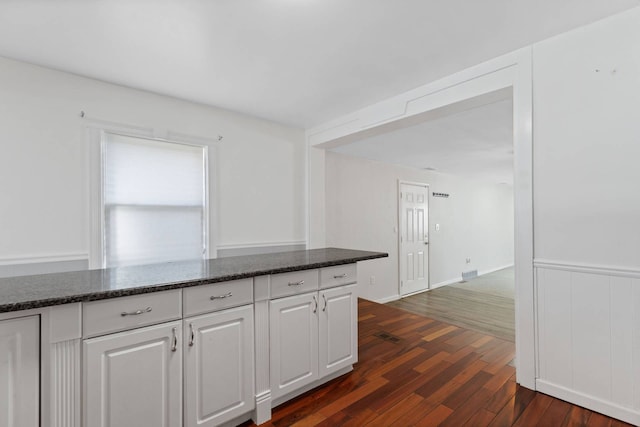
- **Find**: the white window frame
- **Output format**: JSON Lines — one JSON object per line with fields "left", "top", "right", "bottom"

{"left": 87, "top": 119, "right": 218, "bottom": 269}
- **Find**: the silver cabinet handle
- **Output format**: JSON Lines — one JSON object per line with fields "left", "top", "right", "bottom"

{"left": 288, "top": 280, "right": 305, "bottom": 287}
{"left": 189, "top": 323, "right": 195, "bottom": 347}
{"left": 312, "top": 295, "right": 318, "bottom": 313}
{"left": 171, "top": 327, "right": 177, "bottom": 352}
{"left": 210, "top": 292, "right": 233, "bottom": 300}
{"left": 333, "top": 274, "right": 347, "bottom": 279}
{"left": 322, "top": 294, "right": 327, "bottom": 312}
{"left": 121, "top": 306, "right": 152, "bottom": 317}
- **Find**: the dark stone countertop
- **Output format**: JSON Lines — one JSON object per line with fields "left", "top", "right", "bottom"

{"left": 0, "top": 247, "right": 387, "bottom": 313}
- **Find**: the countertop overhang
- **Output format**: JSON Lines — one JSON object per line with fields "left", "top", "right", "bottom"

{"left": 0, "top": 248, "right": 388, "bottom": 313}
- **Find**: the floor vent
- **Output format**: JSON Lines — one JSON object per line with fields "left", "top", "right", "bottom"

{"left": 374, "top": 331, "right": 401, "bottom": 343}
{"left": 462, "top": 270, "right": 478, "bottom": 281}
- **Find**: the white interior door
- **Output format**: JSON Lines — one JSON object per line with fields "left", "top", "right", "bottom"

{"left": 399, "top": 182, "right": 429, "bottom": 296}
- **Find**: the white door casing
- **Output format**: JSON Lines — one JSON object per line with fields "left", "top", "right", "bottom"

{"left": 399, "top": 182, "right": 429, "bottom": 296}
{"left": 0, "top": 315, "right": 39, "bottom": 427}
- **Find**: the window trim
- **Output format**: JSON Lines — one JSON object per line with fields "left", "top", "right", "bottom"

{"left": 87, "top": 120, "right": 218, "bottom": 269}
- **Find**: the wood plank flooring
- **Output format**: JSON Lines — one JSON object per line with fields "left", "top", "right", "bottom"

{"left": 242, "top": 299, "right": 631, "bottom": 427}
{"left": 389, "top": 268, "right": 515, "bottom": 341}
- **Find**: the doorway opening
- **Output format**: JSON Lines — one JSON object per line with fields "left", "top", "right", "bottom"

{"left": 310, "top": 49, "right": 534, "bottom": 388}
{"left": 333, "top": 92, "right": 516, "bottom": 342}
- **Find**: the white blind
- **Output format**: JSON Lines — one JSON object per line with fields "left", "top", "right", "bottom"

{"left": 103, "top": 133, "right": 206, "bottom": 267}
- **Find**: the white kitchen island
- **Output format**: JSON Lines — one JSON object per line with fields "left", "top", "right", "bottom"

{"left": 0, "top": 248, "right": 387, "bottom": 427}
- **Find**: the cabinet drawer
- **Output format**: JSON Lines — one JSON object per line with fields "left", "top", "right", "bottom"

{"left": 270, "top": 269, "right": 319, "bottom": 299}
{"left": 183, "top": 278, "right": 253, "bottom": 317}
{"left": 320, "top": 264, "right": 357, "bottom": 289}
{"left": 83, "top": 290, "right": 182, "bottom": 338}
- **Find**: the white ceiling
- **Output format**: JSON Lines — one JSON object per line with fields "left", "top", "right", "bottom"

{"left": 0, "top": 1, "right": 637, "bottom": 128}
{"left": 331, "top": 98, "right": 514, "bottom": 184}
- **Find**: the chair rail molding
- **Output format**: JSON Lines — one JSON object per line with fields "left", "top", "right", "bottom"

{"left": 0, "top": 253, "right": 88, "bottom": 266}
{"left": 534, "top": 259, "right": 640, "bottom": 278}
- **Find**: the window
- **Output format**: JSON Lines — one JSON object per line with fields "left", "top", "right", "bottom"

{"left": 100, "top": 133, "right": 208, "bottom": 267}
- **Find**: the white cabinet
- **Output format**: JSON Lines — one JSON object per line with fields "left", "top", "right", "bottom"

{"left": 319, "top": 284, "right": 358, "bottom": 378}
{"left": 269, "top": 282, "right": 358, "bottom": 401}
{"left": 184, "top": 304, "right": 254, "bottom": 427}
{"left": 0, "top": 315, "right": 39, "bottom": 427}
{"left": 83, "top": 321, "right": 182, "bottom": 427}
{"left": 269, "top": 292, "right": 319, "bottom": 399}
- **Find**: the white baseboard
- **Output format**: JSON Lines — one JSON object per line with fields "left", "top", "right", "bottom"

{"left": 374, "top": 264, "right": 515, "bottom": 304}
{"left": 478, "top": 263, "right": 514, "bottom": 276}
{"left": 372, "top": 294, "right": 401, "bottom": 304}
{"left": 536, "top": 379, "right": 640, "bottom": 426}
{"left": 430, "top": 277, "right": 461, "bottom": 289}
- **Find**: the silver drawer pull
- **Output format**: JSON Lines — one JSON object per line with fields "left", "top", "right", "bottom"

{"left": 333, "top": 274, "right": 347, "bottom": 279}
{"left": 210, "top": 292, "right": 233, "bottom": 300}
{"left": 189, "top": 323, "right": 195, "bottom": 347}
{"left": 171, "top": 327, "right": 177, "bottom": 352}
{"left": 288, "top": 280, "right": 305, "bottom": 287}
{"left": 121, "top": 306, "right": 152, "bottom": 317}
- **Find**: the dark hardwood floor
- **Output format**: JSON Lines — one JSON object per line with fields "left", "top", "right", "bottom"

{"left": 389, "top": 268, "right": 515, "bottom": 341}
{"left": 243, "top": 299, "right": 631, "bottom": 427}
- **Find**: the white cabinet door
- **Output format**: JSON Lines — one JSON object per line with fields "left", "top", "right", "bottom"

{"left": 0, "top": 316, "right": 39, "bottom": 427}
{"left": 83, "top": 321, "right": 182, "bottom": 427}
{"left": 184, "top": 305, "right": 254, "bottom": 427}
{"left": 319, "top": 284, "right": 358, "bottom": 378}
{"left": 270, "top": 292, "right": 318, "bottom": 399}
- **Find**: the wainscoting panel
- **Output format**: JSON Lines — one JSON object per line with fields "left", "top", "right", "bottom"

{"left": 51, "top": 339, "right": 81, "bottom": 427}
{"left": 535, "top": 262, "right": 640, "bottom": 425}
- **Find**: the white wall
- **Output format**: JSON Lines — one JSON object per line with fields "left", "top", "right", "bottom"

{"left": 325, "top": 151, "right": 514, "bottom": 302}
{"left": 533, "top": 7, "right": 640, "bottom": 268}
{"left": 0, "top": 56, "right": 306, "bottom": 265}
{"left": 532, "top": 7, "right": 640, "bottom": 425}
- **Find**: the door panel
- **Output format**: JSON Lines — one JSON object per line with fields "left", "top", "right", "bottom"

{"left": 400, "top": 183, "right": 430, "bottom": 295}
{"left": 270, "top": 293, "right": 318, "bottom": 399}
{"left": 184, "top": 305, "right": 254, "bottom": 427}
{"left": 319, "top": 284, "right": 357, "bottom": 377}
{"left": 0, "top": 316, "right": 39, "bottom": 427}
{"left": 83, "top": 321, "right": 182, "bottom": 427}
